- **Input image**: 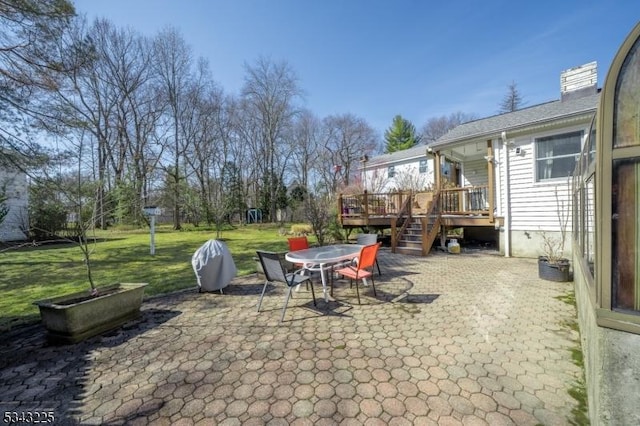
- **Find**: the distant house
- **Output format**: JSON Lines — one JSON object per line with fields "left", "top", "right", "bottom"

{"left": 355, "top": 62, "right": 598, "bottom": 257}
{"left": 362, "top": 146, "right": 435, "bottom": 193}
{"left": 0, "top": 166, "right": 28, "bottom": 242}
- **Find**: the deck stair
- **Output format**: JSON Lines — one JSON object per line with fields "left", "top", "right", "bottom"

{"left": 395, "top": 218, "right": 426, "bottom": 256}
{"left": 394, "top": 191, "right": 442, "bottom": 256}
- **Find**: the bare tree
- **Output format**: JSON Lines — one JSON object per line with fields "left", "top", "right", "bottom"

{"left": 153, "top": 27, "right": 193, "bottom": 230}
{"left": 218, "top": 94, "right": 251, "bottom": 221}
{"left": 180, "top": 63, "right": 227, "bottom": 227}
{"left": 241, "top": 57, "right": 302, "bottom": 221}
{"left": 421, "top": 112, "right": 476, "bottom": 143}
{"left": 91, "top": 20, "right": 160, "bottom": 225}
{"left": 233, "top": 95, "right": 262, "bottom": 210}
{"left": 498, "top": 81, "right": 525, "bottom": 113}
{"left": 44, "top": 18, "right": 162, "bottom": 228}
{"left": 304, "top": 193, "right": 334, "bottom": 246}
{"left": 290, "top": 108, "right": 321, "bottom": 188}
{"left": 392, "top": 166, "right": 433, "bottom": 192}
{"left": 319, "top": 113, "right": 378, "bottom": 191}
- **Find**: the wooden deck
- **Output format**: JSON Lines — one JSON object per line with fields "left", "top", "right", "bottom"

{"left": 338, "top": 187, "right": 495, "bottom": 230}
{"left": 338, "top": 187, "right": 499, "bottom": 255}
{"left": 341, "top": 213, "right": 496, "bottom": 229}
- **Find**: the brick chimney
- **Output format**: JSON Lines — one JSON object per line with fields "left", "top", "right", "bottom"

{"left": 560, "top": 61, "right": 597, "bottom": 101}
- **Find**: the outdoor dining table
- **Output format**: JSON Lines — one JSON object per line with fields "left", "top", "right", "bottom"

{"left": 285, "top": 244, "right": 364, "bottom": 302}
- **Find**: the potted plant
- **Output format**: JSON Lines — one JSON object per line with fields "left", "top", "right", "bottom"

{"left": 0, "top": 1, "right": 147, "bottom": 343}
{"left": 538, "top": 186, "right": 571, "bottom": 282}
{"left": 31, "top": 136, "right": 147, "bottom": 344}
{"left": 538, "top": 234, "right": 571, "bottom": 282}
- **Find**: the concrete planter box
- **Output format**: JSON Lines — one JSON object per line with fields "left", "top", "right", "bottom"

{"left": 34, "top": 283, "right": 147, "bottom": 344}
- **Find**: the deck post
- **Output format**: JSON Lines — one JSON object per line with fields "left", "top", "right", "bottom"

{"left": 487, "top": 140, "right": 495, "bottom": 222}
{"left": 338, "top": 193, "right": 344, "bottom": 225}
{"left": 362, "top": 190, "right": 369, "bottom": 227}
{"left": 434, "top": 151, "right": 442, "bottom": 189}
{"left": 391, "top": 218, "right": 397, "bottom": 253}
{"left": 420, "top": 217, "right": 428, "bottom": 256}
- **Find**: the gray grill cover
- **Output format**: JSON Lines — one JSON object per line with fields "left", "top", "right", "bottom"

{"left": 192, "top": 240, "right": 237, "bottom": 292}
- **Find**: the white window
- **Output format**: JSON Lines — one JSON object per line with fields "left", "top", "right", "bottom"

{"left": 419, "top": 160, "right": 428, "bottom": 174}
{"left": 388, "top": 166, "right": 395, "bottom": 178}
{"left": 535, "top": 131, "right": 582, "bottom": 181}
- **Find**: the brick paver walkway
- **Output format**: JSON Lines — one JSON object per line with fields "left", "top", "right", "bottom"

{"left": 0, "top": 250, "right": 583, "bottom": 425}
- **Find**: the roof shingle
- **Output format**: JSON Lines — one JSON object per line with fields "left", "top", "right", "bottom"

{"left": 430, "top": 92, "right": 599, "bottom": 148}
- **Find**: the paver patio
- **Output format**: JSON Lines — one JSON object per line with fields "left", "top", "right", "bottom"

{"left": 0, "top": 249, "right": 584, "bottom": 425}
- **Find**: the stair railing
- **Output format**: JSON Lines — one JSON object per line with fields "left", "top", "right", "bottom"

{"left": 420, "top": 190, "right": 442, "bottom": 255}
{"left": 391, "top": 192, "right": 412, "bottom": 253}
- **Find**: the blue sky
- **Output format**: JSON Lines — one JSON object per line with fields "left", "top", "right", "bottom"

{"left": 73, "top": 0, "right": 639, "bottom": 136}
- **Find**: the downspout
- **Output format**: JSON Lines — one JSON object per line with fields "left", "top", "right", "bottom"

{"left": 501, "top": 131, "right": 511, "bottom": 257}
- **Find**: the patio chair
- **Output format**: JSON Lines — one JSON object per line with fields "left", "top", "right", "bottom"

{"left": 256, "top": 251, "right": 317, "bottom": 322}
{"left": 333, "top": 243, "right": 380, "bottom": 304}
{"left": 356, "top": 233, "right": 382, "bottom": 275}
{"left": 287, "top": 236, "right": 309, "bottom": 251}
{"left": 287, "top": 236, "right": 314, "bottom": 284}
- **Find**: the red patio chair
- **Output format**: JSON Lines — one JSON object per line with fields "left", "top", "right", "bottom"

{"left": 287, "top": 236, "right": 313, "bottom": 286}
{"left": 333, "top": 243, "right": 380, "bottom": 304}
{"left": 287, "top": 236, "right": 310, "bottom": 252}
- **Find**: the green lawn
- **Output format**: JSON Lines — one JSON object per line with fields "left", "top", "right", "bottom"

{"left": 0, "top": 223, "right": 299, "bottom": 331}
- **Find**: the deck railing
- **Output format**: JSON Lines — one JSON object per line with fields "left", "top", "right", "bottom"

{"left": 338, "top": 191, "right": 410, "bottom": 221}
{"left": 440, "top": 185, "right": 490, "bottom": 215}
{"left": 339, "top": 185, "right": 491, "bottom": 226}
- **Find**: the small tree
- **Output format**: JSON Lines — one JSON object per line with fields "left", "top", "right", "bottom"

{"left": 540, "top": 185, "right": 570, "bottom": 265}
{"left": 498, "top": 81, "right": 526, "bottom": 113}
{"left": 289, "top": 184, "right": 308, "bottom": 222}
{"left": 28, "top": 179, "right": 68, "bottom": 239}
{"left": 384, "top": 115, "right": 421, "bottom": 153}
{"left": 304, "top": 193, "right": 333, "bottom": 246}
{"left": 25, "top": 136, "right": 105, "bottom": 293}
{"left": 392, "top": 166, "right": 433, "bottom": 192}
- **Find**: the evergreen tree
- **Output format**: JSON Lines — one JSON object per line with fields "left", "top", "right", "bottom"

{"left": 222, "top": 161, "right": 246, "bottom": 223}
{"left": 384, "top": 115, "right": 421, "bottom": 153}
{"left": 498, "top": 81, "right": 525, "bottom": 113}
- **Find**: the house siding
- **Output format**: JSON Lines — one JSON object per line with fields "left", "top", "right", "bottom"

{"left": 507, "top": 125, "right": 585, "bottom": 232}
{"left": 461, "top": 158, "right": 488, "bottom": 187}
{"left": 0, "top": 169, "right": 28, "bottom": 242}
{"left": 499, "top": 125, "right": 588, "bottom": 257}
{"left": 365, "top": 157, "right": 434, "bottom": 192}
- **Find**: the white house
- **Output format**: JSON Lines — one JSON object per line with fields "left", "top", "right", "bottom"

{"left": 362, "top": 146, "right": 435, "bottom": 193}
{"left": 0, "top": 166, "right": 29, "bottom": 242}
{"left": 430, "top": 62, "right": 598, "bottom": 257}
{"left": 356, "top": 62, "right": 598, "bottom": 258}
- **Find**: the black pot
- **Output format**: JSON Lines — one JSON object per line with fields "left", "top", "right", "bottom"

{"left": 538, "top": 256, "right": 571, "bottom": 282}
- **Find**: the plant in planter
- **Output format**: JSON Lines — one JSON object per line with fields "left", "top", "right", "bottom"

{"left": 538, "top": 185, "right": 571, "bottom": 282}
{"left": 31, "top": 140, "right": 147, "bottom": 343}
{"left": 2, "top": 2, "right": 148, "bottom": 342}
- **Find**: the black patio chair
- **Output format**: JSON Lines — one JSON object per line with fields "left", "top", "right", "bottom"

{"left": 256, "top": 251, "right": 316, "bottom": 322}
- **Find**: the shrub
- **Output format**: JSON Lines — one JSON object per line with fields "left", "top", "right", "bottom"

{"left": 290, "top": 223, "right": 312, "bottom": 235}
{"left": 29, "top": 203, "right": 68, "bottom": 239}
